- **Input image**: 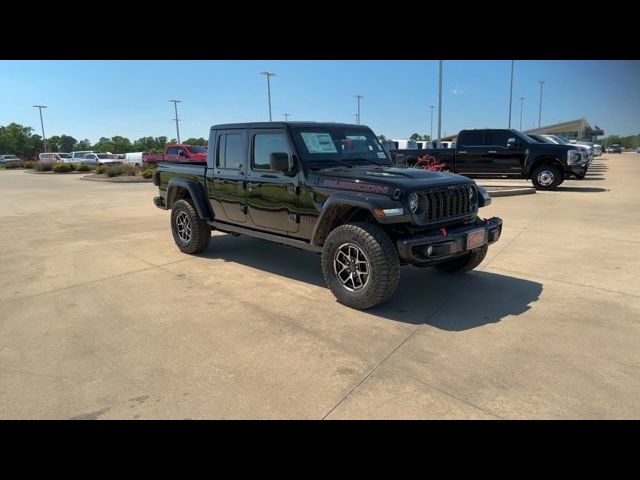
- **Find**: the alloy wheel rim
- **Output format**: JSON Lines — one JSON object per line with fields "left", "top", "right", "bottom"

{"left": 176, "top": 212, "right": 192, "bottom": 243}
{"left": 333, "top": 243, "right": 370, "bottom": 292}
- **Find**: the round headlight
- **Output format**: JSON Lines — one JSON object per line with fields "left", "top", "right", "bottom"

{"left": 408, "top": 192, "right": 419, "bottom": 213}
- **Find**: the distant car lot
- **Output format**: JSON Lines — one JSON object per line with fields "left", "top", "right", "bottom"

{"left": 0, "top": 153, "right": 639, "bottom": 419}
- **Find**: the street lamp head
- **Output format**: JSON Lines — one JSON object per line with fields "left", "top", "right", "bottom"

{"left": 32, "top": 105, "right": 47, "bottom": 109}
{"left": 261, "top": 72, "right": 276, "bottom": 77}
{"left": 169, "top": 99, "right": 182, "bottom": 103}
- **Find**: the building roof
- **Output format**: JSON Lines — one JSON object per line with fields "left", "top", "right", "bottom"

{"left": 524, "top": 118, "right": 590, "bottom": 134}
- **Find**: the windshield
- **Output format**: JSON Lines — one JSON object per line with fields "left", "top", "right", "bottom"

{"left": 187, "top": 146, "right": 207, "bottom": 154}
{"left": 97, "top": 154, "right": 119, "bottom": 159}
{"left": 291, "top": 127, "right": 391, "bottom": 168}
{"left": 529, "top": 134, "right": 554, "bottom": 144}
{"left": 548, "top": 135, "right": 570, "bottom": 145}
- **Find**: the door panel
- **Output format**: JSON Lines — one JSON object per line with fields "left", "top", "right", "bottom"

{"left": 483, "top": 131, "right": 524, "bottom": 173}
{"left": 246, "top": 130, "right": 300, "bottom": 234}
{"left": 206, "top": 130, "right": 247, "bottom": 223}
{"left": 455, "top": 131, "right": 487, "bottom": 173}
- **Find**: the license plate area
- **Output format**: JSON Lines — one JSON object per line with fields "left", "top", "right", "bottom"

{"left": 466, "top": 228, "right": 486, "bottom": 249}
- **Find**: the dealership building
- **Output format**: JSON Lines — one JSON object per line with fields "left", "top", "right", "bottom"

{"left": 440, "top": 118, "right": 604, "bottom": 143}
{"left": 524, "top": 118, "right": 604, "bottom": 141}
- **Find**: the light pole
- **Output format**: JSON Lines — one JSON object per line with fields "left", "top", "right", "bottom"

{"left": 429, "top": 105, "right": 435, "bottom": 140}
{"left": 355, "top": 95, "right": 364, "bottom": 124}
{"left": 260, "top": 72, "right": 276, "bottom": 121}
{"left": 519, "top": 97, "right": 525, "bottom": 131}
{"left": 437, "top": 61, "right": 443, "bottom": 145}
{"left": 538, "top": 80, "right": 545, "bottom": 128}
{"left": 508, "top": 60, "right": 514, "bottom": 128}
{"left": 32, "top": 105, "right": 48, "bottom": 153}
{"left": 283, "top": 113, "right": 291, "bottom": 122}
{"left": 169, "top": 99, "right": 181, "bottom": 144}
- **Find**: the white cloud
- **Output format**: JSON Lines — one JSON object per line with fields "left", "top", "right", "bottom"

{"left": 451, "top": 86, "right": 465, "bottom": 95}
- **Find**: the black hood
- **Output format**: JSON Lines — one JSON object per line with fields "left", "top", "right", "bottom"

{"left": 315, "top": 166, "right": 473, "bottom": 196}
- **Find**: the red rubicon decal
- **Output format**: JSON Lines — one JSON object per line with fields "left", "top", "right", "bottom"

{"left": 440, "top": 228, "right": 447, "bottom": 237}
{"left": 321, "top": 179, "right": 389, "bottom": 194}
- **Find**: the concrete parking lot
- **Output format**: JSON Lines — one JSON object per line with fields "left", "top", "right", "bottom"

{"left": 1, "top": 154, "right": 639, "bottom": 419}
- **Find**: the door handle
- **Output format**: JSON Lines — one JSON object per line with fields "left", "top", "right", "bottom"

{"left": 458, "top": 150, "right": 467, "bottom": 154}
{"left": 488, "top": 150, "right": 497, "bottom": 154}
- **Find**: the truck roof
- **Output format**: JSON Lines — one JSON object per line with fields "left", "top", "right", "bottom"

{"left": 210, "top": 121, "right": 371, "bottom": 130}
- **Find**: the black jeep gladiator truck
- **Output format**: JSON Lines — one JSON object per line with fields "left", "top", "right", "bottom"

{"left": 390, "top": 128, "right": 588, "bottom": 190}
{"left": 153, "top": 122, "right": 503, "bottom": 309}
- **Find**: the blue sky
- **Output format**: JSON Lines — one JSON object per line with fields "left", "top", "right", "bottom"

{"left": 1, "top": 60, "right": 638, "bottom": 142}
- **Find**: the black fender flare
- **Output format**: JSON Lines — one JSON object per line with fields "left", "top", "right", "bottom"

{"left": 167, "top": 178, "right": 213, "bottom": 221}
{"left": 525, "top": 156, "right": 564, "bottom": 177}
{"left": 310, "top": 193, "right": 407, "bottom": 247}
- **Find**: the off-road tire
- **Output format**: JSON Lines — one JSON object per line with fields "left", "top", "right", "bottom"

{"left": 434, "top": 245, "right": 488, "bottom": 274}
{"left": 321, "top": 222, "right": 400, "bottom": 310}
{"left": 531, "top": 163, "right": 563, "bottom": 190}
{"left": 171, "top": 199, "right": 211, "bottom": 254}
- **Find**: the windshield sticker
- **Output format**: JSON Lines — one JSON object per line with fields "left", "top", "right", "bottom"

{"left": 300, "top": 132, "right": 338, "bottom": 153}
{"left": 377, "top": 152, "right": 387, "bottom": 159}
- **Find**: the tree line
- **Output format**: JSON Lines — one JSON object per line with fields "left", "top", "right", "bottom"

{"left": 0, "top": 123, "right": 207, "bottom": 159}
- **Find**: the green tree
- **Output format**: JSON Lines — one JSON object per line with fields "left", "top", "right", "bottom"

{"left": 75, "top": 139, "right": 92, "bottom": 150}
{"left": 48, "top": 134, "right": 77, "bottom": 152}
{"left": 0, "top": 123, "right": 43, "bottom": 159}
{"left": 377, "top": 134, "right": 386, "bottom": 141}
{"left": 93, "top": 137, "right": 114, "bottom": 152}
{"left": 410, "top": 133, "right": 421, "bottom": 141}
{"left": 183, "top": 137, "right": 207, "bottom": 145}
{"left": 109, "top": 135, "right": 132, "bottom": 154}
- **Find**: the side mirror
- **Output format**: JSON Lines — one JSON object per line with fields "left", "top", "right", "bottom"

{"left": 507, "top": 137, "right": 519, "bottom": 149}
{"left": 270, "top": 152, "right": 290, "bottom": 173}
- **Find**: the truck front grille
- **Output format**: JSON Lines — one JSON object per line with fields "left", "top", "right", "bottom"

{"left": 422, "top": 185, "right": 475, "bottom": 222}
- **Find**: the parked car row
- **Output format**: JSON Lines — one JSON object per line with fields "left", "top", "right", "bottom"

{"left": 387, "top": 128, "right": 593, "bottom": 190}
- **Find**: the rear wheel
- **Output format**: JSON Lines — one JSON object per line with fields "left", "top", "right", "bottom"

{"left": 321, "top": 222, "right": 400, "bottom": 310}
{"left": 434, "top": 245, "right": 488, "bottom": 274}
{"left": 171, "top": 199, "right": 211, "bottom": 254}
{"left": 531, "top": 163, "right": 562, "bottom": 190}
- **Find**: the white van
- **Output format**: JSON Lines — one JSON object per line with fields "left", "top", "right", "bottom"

{"left": 123, "top": 152, "right": 147, "bottom": 167}
{"left": 70, "top": 151, "right": 95, "bottom": 164}
{"left": 39, "top": 152, "right": 72, "bottom": 163}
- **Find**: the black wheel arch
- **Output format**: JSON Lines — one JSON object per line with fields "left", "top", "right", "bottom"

{"left": 310, "top": 194, "right": 405, "bottom": 247}
{"left": 167, "top": 178, "right": 213, "bottom": 221}
{"left": 525, "top": 156, "right": 564, "bottom": 178}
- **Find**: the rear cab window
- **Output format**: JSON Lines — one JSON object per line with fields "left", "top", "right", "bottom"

{"left": 459, "top": 131, "right": 485, "bottom": 146}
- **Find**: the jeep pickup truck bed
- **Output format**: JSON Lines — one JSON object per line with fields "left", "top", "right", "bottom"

{"left": 153, "top": 122, "right": 503, "bottom": 310}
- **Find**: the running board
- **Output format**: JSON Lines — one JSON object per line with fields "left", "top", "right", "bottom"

{"left": 209, "top": 220, "right": 321, "bottom": 253}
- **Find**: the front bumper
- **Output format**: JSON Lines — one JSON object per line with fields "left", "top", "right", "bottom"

{"left": 396, "top": 217, "right": 503, "bottom": 266}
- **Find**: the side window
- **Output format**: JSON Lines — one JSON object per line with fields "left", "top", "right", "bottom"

{"left": 485, "top": 131, "right": 511, "bottom": 147}
{"left": 217, "top": 133, "right": 244, "bottom": 169}
{"left": 166, "top": 147, "right": 178, "bottom": 155}
{"left": 176, "top": 147, "right": 186, "bottom": 156}
{"left": 253, "top": 132, "right": 291, "bottom": 171}
{"left": 216, "top": 135, "right": 226, "bottom": 168}
{"left": 459, "top": 132, "right": 485, "bottom": 146}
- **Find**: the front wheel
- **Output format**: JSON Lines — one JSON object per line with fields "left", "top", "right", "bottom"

{"left": 434, "top": 245, "right": 488, "bottom": 274}
{"left": 171, "top": 199, "right": 211, "bottom": 254}
{"left": 531, "top": 164, "right": 562, "bottom": 190}
{"left": 321, "top": 222, "right": 400, "bottom": 310}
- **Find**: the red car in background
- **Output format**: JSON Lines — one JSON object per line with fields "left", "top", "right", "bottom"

{"left": 143, "top": 144, "right": 207, "bottom": 165}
